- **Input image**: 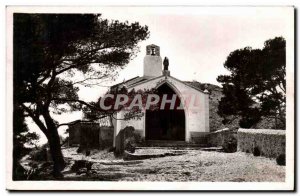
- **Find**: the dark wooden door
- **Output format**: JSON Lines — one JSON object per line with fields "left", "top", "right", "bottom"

{"left": 145, "top": 109, "right": 185, "bottom": 141}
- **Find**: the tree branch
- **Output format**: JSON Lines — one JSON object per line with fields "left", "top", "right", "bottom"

{"left": 68, "top": 75, "right": 110, "bottom": 86}
{"left": 55, "top": 44, "right": 126, "bottom": 75}
{"left": 37, "top": 70, "right": 52, "bottom": 84}
{"left": 56, "top": 115, "right": 109, "bottom": 128}
{"left": 20, "top": 103, "right": 48, "bottom": 135}
{"left": 52, "top": 98, "right": 97, "bottom": 109}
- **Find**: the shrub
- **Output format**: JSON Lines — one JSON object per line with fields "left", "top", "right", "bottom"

{"left": 85, "top": 149, "right": 91, "bottom": 156}
{"left": 222, "top": 137, "right": 237, "bottom": 153}
{"left": 13, "top": 162, "right": 27, "bottom": 180}
{"left": 71, "top": 159, "right": 94, "bottom": 174}
{"left": 71, "top": 160, "right": 86, "bottom": 172}
{"left": 30, "top": 147, "right": 48, "bottom": 162}
{"left": 108, "top": 147, "right": 115, "bottom": 152}
{"left": 276, "top": 154, "right": 286, "bottom": 166}
{"left": 124, "top": 138, "right": 136, "bottom": 153}
{"left": 76, "top": 147, "right": 83, "bottom": 153}
{"left": 86, "top": 162, "right": 93, "bottom": 171}
{"left": 253, "top": 146, "right": 261, "bottom": 156}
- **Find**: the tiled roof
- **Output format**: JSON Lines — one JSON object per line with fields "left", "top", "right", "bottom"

{"left": 110, "top": 76, "right": 150, "bottom": 91}
{"left": 110, "top": 76, "right": 214, "bottom": 94}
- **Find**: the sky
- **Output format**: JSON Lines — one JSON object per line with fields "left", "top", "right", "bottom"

{"left": 77, "top": 6, "right": 292, "bottom": 102}
{"left": 25, "top": 6, "right": 293, "bottom": 145}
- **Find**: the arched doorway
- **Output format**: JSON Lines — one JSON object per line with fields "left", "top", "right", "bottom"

{"left": 145, "top": 83, "right": 185, "bottom": 141}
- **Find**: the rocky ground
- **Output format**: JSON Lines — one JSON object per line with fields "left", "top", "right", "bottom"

{"left": 56, "top": 147, "right": 285, "bottom": 182}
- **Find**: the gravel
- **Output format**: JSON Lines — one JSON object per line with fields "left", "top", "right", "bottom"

{"left": 61, "top": 147, "right": 285, "bottom": 182}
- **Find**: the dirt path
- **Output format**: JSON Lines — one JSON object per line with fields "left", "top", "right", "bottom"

{"left": 62, "top": 148, "right": 285, "bottom": 182}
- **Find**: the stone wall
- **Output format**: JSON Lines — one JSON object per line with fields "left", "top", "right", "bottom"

{"left": 208, "top": 128, "right": 237, "bottom": 147}
{"left": 99, "top": 127, "right": 114, "bottom": 149}
{"left": 237, "top": 128, "right": 285, "bottom": 158}
{"left": 68, "top": 123, "right": 81, "bottom": 146}
{"left": 68, "top": 121, "right": 114, "bottom": 149}
{"left": 79, "top": 122, "right": 100, "bottom": 148}
{"left": 190, "top": 132, "right": 210, "bottom": 145}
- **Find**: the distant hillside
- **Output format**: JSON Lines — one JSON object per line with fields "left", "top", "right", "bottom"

{"left": 185, "top": 81, "right": 280, "bottom": 131}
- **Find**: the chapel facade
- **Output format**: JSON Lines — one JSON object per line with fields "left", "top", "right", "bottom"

{"left": 111, "top": 44, "right": 210, "bottom": 146}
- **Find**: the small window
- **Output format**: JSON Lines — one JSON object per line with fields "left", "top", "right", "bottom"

{"left": 151, "top": 47, "right": 156, "bottom": 55}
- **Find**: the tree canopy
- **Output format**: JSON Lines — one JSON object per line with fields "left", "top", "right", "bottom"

{"left": 217, "top": 37, "right": 286, "bottom": 129}
{"left": 13, "top": 13, "right": 149, "bottom": 176}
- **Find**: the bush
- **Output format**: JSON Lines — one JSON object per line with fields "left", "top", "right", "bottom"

{"left": 124, "top": 139, "right": 136, "bottom": 153}
{"left": 276, "top": 154, "right": 286, "bottom": 166}
{"left": 71, "top": 160, "right": 94, "bottom": 174}
{"left": 86, "top": 162, "right": 93, "bottom": 171}
{"left": 115, "top": 126, "right": 140, "bottom": 155}
{"left": 76, "top": 147, "right": 83, "bottom": 153}
{"left": 13, "top": 162, "right": 27, "bottom": 180}
{"left": 253, "top": 146, "right": 261, "bottom": 156}
{"left": 30, "top": 147, "right": 48, "bottom": 161}
{"left": 107, "top": 147, "right": 115, "bottom": 152}
{"left": 85, "top": 149, "right": 91, "bottom": 156}
{"left": 71, "top": 160, "right": 86, "bottom": 172}
{"left": 222, "top": 137, "right": 237, "bottom": 153}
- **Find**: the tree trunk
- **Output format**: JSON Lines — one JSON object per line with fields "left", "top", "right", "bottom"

{"left": 42, "top": 110, "right": 66, "bottom": 178}
{"left": 46, "top": 129, "right": 65, "bottom": 177}
{"left": 275, "top": 114, "right": 278, "bottom": 129}
{"left": 21, "top": 103, "right": 66, "bottom": 178}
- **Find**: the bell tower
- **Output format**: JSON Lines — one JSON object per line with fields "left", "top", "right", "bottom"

{"left": 143, "top": 44, "right": 162, "bottom": 77}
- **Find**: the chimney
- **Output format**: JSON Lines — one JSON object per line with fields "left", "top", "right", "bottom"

{"left": 143, "top": 44, "right": 162, "bottom": 77}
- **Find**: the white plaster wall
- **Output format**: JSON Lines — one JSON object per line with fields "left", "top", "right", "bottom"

{"left": 113, "top": 110, "right": 145, "bottom": 147}
{"left": 119, "top": 110, "right": 145, "bottom": 135}
{"left": 143, "top": 55, "right": 162, "bottom": 77}
{"left": 113, "top": 75, "right": 209, "bottom": 143}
